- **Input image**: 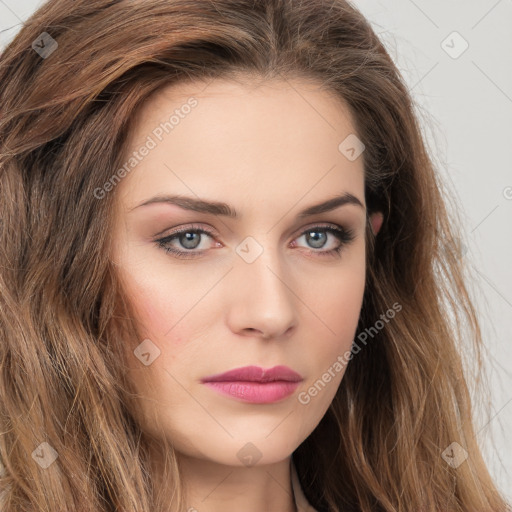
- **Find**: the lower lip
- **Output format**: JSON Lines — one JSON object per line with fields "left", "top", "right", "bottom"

{"left": 202, "top": 381, "right": 301, "bottom": 403}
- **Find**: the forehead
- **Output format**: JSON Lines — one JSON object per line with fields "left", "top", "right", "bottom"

{"left": 129, "top": 76, "right": 357, "bottom": 140}
{"left": 117, "top": 77, "right": 365, "bottom": 214}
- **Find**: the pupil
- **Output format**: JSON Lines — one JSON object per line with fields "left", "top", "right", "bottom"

{"left": 181, "top": 232, "right": 200, "bottom": 249}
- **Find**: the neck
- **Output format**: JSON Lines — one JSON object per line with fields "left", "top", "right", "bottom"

{"left": 146, "top": 439, "right": 298, "bottom": 512}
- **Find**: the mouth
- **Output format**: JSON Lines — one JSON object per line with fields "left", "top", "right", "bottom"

{"left": 200, "top": 365, "right": 303, "bottom": 404}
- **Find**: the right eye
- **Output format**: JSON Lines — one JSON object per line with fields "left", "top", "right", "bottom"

{"left": 155, "top": 224, "right": 220, "bottom": 259}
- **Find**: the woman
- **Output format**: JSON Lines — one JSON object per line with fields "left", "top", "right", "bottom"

{"left": 0, "top": 0, "right": 509, "bottom": 511}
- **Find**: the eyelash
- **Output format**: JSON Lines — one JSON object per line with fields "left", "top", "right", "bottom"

{"left": 155, "top": 223, "right": 355, "bottom": 260}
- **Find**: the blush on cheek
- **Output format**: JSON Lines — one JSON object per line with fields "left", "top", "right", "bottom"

{"left": 129, "top": 290, "right": 192, "bottom": 350}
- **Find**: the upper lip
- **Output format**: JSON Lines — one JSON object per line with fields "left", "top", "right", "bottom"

{"left": 201, "top": 365, "right": 303, "bottom": 383}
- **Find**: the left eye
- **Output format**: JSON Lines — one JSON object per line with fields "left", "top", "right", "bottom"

{"left": 155, "top": 223, "right": 355, "bottom": 260}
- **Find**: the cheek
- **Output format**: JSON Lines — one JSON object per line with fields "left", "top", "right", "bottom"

{"left": 116, "top": 266, "right": 208, "bottom": 409}
{"left": 309, "top": 261, "right": 366, "bottom": 372}
{"left": 296, "top": 276, "right": 365, "bottom": 417}
{"left": 330, "top": 283, "right": 365, "bottom": 341}
{"left": 312, "top": 256, "right": 365, "bottom": 332}
{"left": 118, "top": 264, "right": 189, "bottom": 346}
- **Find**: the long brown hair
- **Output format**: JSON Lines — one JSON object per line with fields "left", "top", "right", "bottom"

{"left": 0, "top": 0, "right": 509, "bottom": 510}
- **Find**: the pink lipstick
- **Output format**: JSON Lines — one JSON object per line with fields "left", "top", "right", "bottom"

{"left": 201, "top": 365, "right": 303, "bottom": 404}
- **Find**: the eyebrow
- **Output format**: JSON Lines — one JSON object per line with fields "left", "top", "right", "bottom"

{"left": 129, "top": 192, "right": 365, "bottom": 217}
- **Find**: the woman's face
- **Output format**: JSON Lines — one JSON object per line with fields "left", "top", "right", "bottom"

{"left": 111, "top": 77, "right": 381, "bottom": 467}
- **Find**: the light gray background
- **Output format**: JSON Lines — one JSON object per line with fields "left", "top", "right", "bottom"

{"left": 1, "top": 0, "right": 511, "bottom": 502}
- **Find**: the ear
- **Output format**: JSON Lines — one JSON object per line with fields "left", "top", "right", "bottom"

{"left": 369, "top": 211, "right": 384, "bottom": 236}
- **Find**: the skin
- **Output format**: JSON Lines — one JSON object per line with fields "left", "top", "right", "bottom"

{"left": 110, "top": 76, "right": 383, "bottom": 512}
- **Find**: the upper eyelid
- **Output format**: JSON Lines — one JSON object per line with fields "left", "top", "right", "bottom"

{"left": 159, "top": 222, "right": 348, "bottom": 238}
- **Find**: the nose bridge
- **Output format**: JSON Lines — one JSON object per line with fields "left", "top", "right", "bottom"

{"left": 227, "top": 234, "right": 297, "bottom": 337}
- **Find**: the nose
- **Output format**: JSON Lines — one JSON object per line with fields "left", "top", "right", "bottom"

{"left": 225, "top": 243, "right": 297, "bottom": 340}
